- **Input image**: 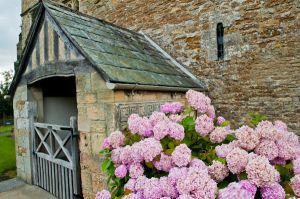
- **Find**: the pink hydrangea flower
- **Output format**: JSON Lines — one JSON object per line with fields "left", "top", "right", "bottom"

{"left": 235, "top": 125, "right": 259, "bottom": 151}
{"left": 261, "top": 183, "right": 285, "bottom": 199}
{"left": 160, "top": 102, "right": 183, "bottom": 114}
{"left": 129, "top": 163, "right": 144, "bottom": 178}
{"left": 130, "top": 142, "right": 144, "bottom": 163}
{"left": 135, "top": 176, "right": 147, "bottom": 192}
{"left": 189, "top": 158, "right": 208, "bottom": 172}
{"left": 154, "top": 153, "right": 173, "bottom": 172}
{"left": 217, "top": 116, "right": 226, "bottom": 125}
{"left": 276, "top": 140, "right": 297, "bottom": 160}
{"left": 122, "top": 193, "right": 141, "bottom": 199}
{"left": 208, "top": 160, "right": 229, "bottom": 182}
{"left": 215, "top": 141, "right": 239, "bottom": 158}
{"left": 246, "top": 155, "right": 280, "bottom": 187}
{"left": 111, "top": 147, "right": 122, "bottom": 164}
{"left": 101, "top": 138, "right": 111, "bottom": 150}
{"left": 108, "top": 131, "right": 125, "bottom": 149}
{"left": 149, "top": 111, "right": 169, "bottom": 127}
{"left": 226, "top": 147, "right": 248, "bottom": 174}
{"left": 120, "top": 146, "right": 133, "bottom": 164}
{"left": 143, "top": 177, "right": 162, "bottom": 199}
{"left": 177, "top": 194, "right": 194, "bottom": 199}
{"left": 293, "top": 158, "right": 300, "bottom": 175}
{"left": 206, "top": 105, "right": 216, "bottom": 119}
{"left": 168, "top": 122, "right": 185, "bottom": 141}
{"left": 115, "top": 164, "right": 127, "bottom": 178}
{"left": 169, "top": 114, "right": 184, "bottom": 123}
{"left": 209, "top": 127, "right": 230, "bottom": 143}
{"left": 153, "top": 120, "right": 184, "bottom": 141}
{"left": 160, "top": 177, "right": 179, "bottom": 198}
{"left": 168, "top": 167, "right": 188, "bottom": 184}
{"left": 128, "top": 114, "right": 141, "bottom": 134}
{"left": 270, "top": 157, "right": 286, "bottom": 166}
{"left": 124, "top": 178, "right": 136, "bottom": 192}
{"left": 172, "top": 144, "right": 192, "bottom": 167}
{"left": 177, "top": 167, "right": 217, "bottom": 199}
{"left": 140, "top": 138, "right": 163, "bottom": 162}
{"left": 128, "top": 114, "right": 153, "bottom": 137}
{"left": 218, "top": 180, "right": 257, "bottom": 199}
{"left": 255, "top": 139, "right": 278, "bottom": 160}
{"left": 291, "top": 174, "right": 300, "bottom": 197}
{"left": 256, "top": 121, "right": 279, "bottom": 141}
{"left": 95, "top": 190, "right": 111, "bottom": 199}
{"left": 274, "top": 120, "right": 288, "bottom": 131}
{"left": 195, "top": 115, "right": 214, "bottom": 136}
{"left": 186, "top": 90, "right": 211, "bottom": 113}
{"left": 153, "top": 120, "right": 170, "bottom": 140}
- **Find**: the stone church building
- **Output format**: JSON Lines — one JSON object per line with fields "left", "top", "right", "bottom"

{"left": 11, "top": 0, "right": 300, "bottom": 199}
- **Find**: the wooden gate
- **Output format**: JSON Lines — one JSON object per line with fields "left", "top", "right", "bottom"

{"left": 32, "top": 117, "right": 81, "bottom": 199}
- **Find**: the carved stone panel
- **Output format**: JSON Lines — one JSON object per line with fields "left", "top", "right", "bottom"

{"left": 115, "top": 101, "right": 167, "bottom": 129}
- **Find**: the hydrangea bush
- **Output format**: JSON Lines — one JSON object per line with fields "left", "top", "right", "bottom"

{"left": 96, "top": 90, "right": 300, "bottom": 199}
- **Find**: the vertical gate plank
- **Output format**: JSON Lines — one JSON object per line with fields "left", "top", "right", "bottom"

{"left": 54, "top": 163, "right": 57, "bottom": 197}
{"left": 62, "top": 166, "right": 66, "bottom": 199}
{"left": 37, "top": 157, "right": 40, "bottom": 186}
{"left": 43, "top": 159, "right": 46, "bottom": 190}
{"left": 40, "top": 158, "right": 43, "bottom": 188}
{"left": 51, "top": 162, "right": 55, "bottom": 195}
{"left": 48, "top": 161, "right": 52, "bottom": 194}
{"left": 58, "top": 165, "right": 63, "bottom": 198}
{"left": 65, "top": 168, "right": 69, "bottom": 199}
{"left": 71, "top": 117, "right": 81, "bottom": 196}
{"left": 45, "top": 159, "right": 49, "bottom": 191}
{"left": 69, "top": 169, "right": 73, "bottom": 199}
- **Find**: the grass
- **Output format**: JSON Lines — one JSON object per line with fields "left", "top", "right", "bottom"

{"left": 0, "top": 125, "right": 13, "bottom": 134}
{"left": 0, "top": 136, "right": 16, "bottom": 181}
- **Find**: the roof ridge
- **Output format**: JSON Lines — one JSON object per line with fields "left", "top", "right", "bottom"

{"left": 42, "top": 0, "right": 145, "bottom": 39}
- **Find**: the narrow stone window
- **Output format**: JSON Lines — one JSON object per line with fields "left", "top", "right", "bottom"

{"left": 217, "top": 23, "right": 224, "bottom": 60}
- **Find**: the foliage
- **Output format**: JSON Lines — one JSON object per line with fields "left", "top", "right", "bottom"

{"left": 0, "top": 70, "right": 13, "bottom": 116}
{"left": 97, "top": 90, "right": 298, "bottom": 199}
{"left": 0, "top": 136, "right": 16, "bottom": 175}
{"left": 248, "top": 112, "right": 268, "bottom": 126}
{"left": 0, "top": 125, "right": 14, "bottom": 134}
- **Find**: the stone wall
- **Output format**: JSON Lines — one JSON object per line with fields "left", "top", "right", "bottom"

{"left": 76, "top": 67, "right": 185, "bottom": 199}
{"left": 19, "top": 1, "right": 300, "bottom": 133}
{"left": 75, "top": 0, "right": 300, "bottom": 133}
{"left": 13, "top": 84, "right": 37, "bottom": 183}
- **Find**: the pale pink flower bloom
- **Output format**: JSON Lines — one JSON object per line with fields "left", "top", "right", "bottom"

{"left": 236, "top": 125, "right": 259, "bottom": 151}
{"left": 291, "top": 174, "right": 300, "bottom": 197}
{"left": 195, "top": 115, "right": 214, "bottom": 136}
{"left": 209, "top": 127, "right": 230, "bottom": 143}
{"left": 108, "top": 131, "right": 125, "bottom": 149}
{"left": 154, "top": 153, "right": 173, "bottom": 172}
{"left": 246, "top": 155, "right": 280, "bottom": 187}
{"left": 226, "top": 147, "right": 249, "bottom": 174}
{"left": 255, "top": 139, "right": 278, "bottom": 160}
{"left": 172, "top": 144, "right": 192, "bottom": 167}
{"left": 95, "top": 190, "right": 111, "bottom": 199}
{"left": 208, "top": 160, "right": 229, "bottom": 182}
{"left": 129, "top": 163, "right": 144, "bottom": 178}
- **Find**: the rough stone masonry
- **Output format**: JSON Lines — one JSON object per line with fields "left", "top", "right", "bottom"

{"left": 19, "top": 0, "right": 300, "bottom": 134}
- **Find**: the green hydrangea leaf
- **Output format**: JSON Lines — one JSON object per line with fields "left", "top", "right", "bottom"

{"left": 101, "top": 159, "right": 112, "bottom": 171}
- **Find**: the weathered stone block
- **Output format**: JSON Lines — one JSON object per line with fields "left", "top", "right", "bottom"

{"left": 91, "top": 133, "right": 106, "bottom": 155}
{"left": 91, "top": 72, "right": 108, "bottom": 92}
{"left": 87, "top": 104, "right": 105, "bottom": 121}
{"left": 91, "top": 172, "right": 107, "bottom": 193}
{"left": 81, "top": 171, "right": 93, "bottom": 192}
{"left": 16, "top": 118, "right": 30, "bottom": 130}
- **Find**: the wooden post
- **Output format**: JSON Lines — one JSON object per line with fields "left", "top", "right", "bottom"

{"left": 70, "top": 116, "right": 81, "bottom": 198}
{"left": 31, "top": 115, "right": 38, "bottom": 185}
